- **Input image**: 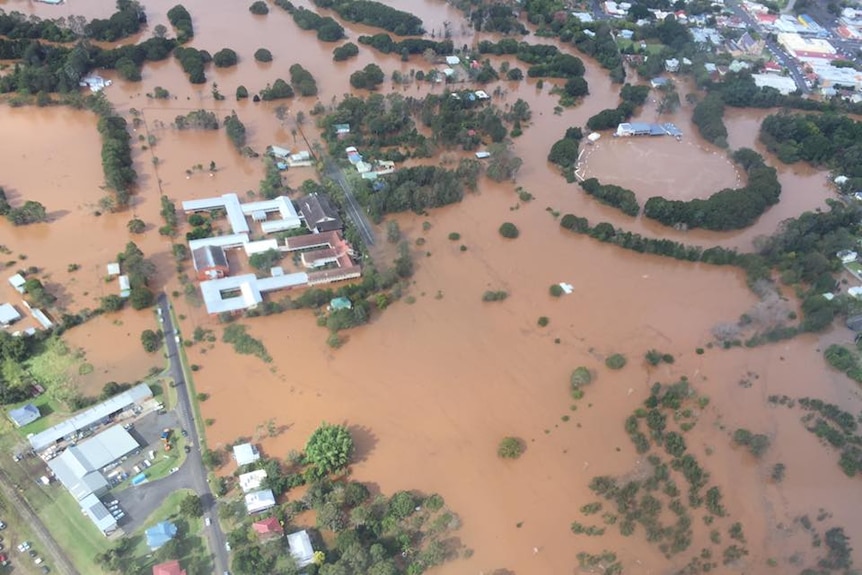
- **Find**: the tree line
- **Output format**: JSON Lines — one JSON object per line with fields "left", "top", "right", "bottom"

{"left": 643, "top": 149, "right": 781, "bottom": 231}
{"left": 311, "top": 0, "right": 425, "bottom": 36}
{"left": 586, "top": 83, "right": 650, "bottom": 131}
{"left": 272, "top": 0, "right": 345, "bottom": 42}
{"left": 477, "top": 40, "right": 587, "bottom": 80}
{"left": 358, "top": 33, "right": 453, "bottom": 57}
{"left": 760, "top": 111, "right": 862, "bottom": 189}
{"left": 579, "top": 178, "right": 640, "bottom": 217}
{"left": 0, "top": 187, "right": 47, "bottom": 226}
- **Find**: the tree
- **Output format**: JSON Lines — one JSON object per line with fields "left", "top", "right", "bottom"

{"left": 498, "top": 222, "right": 519, "bottom": 239}
{"left": 213, "top": 48, "right": 238, "bottom": 67}
{"left": 224, "top": 112, "right": 247, "bottom": 151}
{"left": 100, "top": 294, "right": 124, "bottom": 312}
{"left": 127, "top": 218, "right": 145, "bottom": 233}
{"left": 180, "top": 493, "right": 204, "bottom": 517}
{"left": 497, "top": 437, "right": 524, "bottom": 459}
{"left": 333, "top": 42, "right": 359, "bottom": 61}
{"left": 249, "top": 0, "right": 269, "bottom": 14}
{"left": 254, "top": 48, "right": 272, "bottom": 62}
{"left": 7, "top": 201, "right": 47, "bottom": 225}
{"left": 350, "top": 63, "right": 385, "bottom": 90}
{"left": 140, "top": 329, "right": 162, "bottom": 352}
{"left": 129, "top": 286, "right": 155, "bottom": 309}
{"left": 486, "top": 142, "right": 522, "bottom": 182}
{"left": 249, "top": 248, "right": 282, "bottom": 270}
{"left": 304, "top": 423, "right": 354, "bottom": 478}
{"left": 570, "top": 367, "right": 592, "bottom": 387}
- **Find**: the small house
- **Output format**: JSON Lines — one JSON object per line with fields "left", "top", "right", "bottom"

{"left": 253, "top": 517, "right": 284, "bottom": 539}
{"left": 145, "top": 521, "right": 178, "bottom": 551}
{"left": 270, "top": 146, "right": 291, "bottom": 159}
{"left": 152, "top": 560, "right": 186, "bottom": 575}
{"left": 8, "top": 274, "right": 26, "bottom": 294}
{"left": 245, "top": 489, "right": 276, "bottom": 514}
{"left": 106, "top": 263, "right": 121, "bottom": 276}
{"left": 651, "top": 77, "right": 670, "bottom": 89}
{"left": 838, "top": 249, "right": 858, "bottom": 264}
{"left": 664, "top": 58, "right": 680, "bottom": 73}
{"left": 475, "top": 151, "right": 491, "bottom": 159}
{"left": 233, "top": 443, "right": 261, "bottom": 466}
{"left": 192, "top": 245, "right": 230, "bottom": 281}
{"left": 8, "top": 403, "right": 40, "bottom": 428}
{"left": 333, "top": 124, "right": 350, "bottom": 138}
{"left": 287, "top": 530, "right": 316, "bottom": 568}
{"left": 118, "top": 275, "right": 131, "bottom": 298}
{"left": 298, "top": 194, "right": 342, "bottom": 233}
{"left": 79, "top": 75, "right": 111, "bottom": 92}
{"left": 239, "top": 469, "right": 268, "bottom": 493}
{"left": 445, "top": 55, "right": 461, "bottom": 66}
{"left": 329, "top": 297, "right": 352, "bottom": 311}
{"left": 0, "top": 303, "right": 21, "bottom": 326}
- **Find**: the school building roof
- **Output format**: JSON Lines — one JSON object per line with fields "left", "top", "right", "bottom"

{"left": 29, "top": 384, "right": 152, "bottom": 452}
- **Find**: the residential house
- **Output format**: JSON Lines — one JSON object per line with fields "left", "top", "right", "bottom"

{"left": 233, "top": 443, "right": 261, "bottom": 466}
{"left": 192, "top": 245, "right": 230, "bottom": 281}
{"left": 8, "top": 274, "right": 25, "bottom": 294}
{"left": 728, "top": 31, "right": 764, "bottom": 56}
{"left": 245, "top": 489, "right": 276, "bottom": 514}
{"left": 838, "top": 249, "right": 858, "bottom": 264}
{"left": 253, "top": 517, "right": 284, "bottom": 539}
{"left": 152, "top": 561, "right": 186, "bottom": 575}
{"left": 8, "top": 403, "right": 40, "bottom": 428}
{"left": 665, "top": 58, "right": 680, "bottom": 72}
{"left": 145, "top": 522, "right": 178, "bottom": 550}
{"left": 298, "top": 194, "right": 343, "bottom": 233}
{"left": 239, "top": 469, "right": 268, "bottom": 493}
{"left": 445, "top": 55, "right": 461, "bottom": 66}
{"left": 287, "top": 530, "right": 316, "bottom": 568}
{"left": 0, "top": 303, "right": 21, "bottom": 326}
{"left": 333, "top": 124, "right": 350, "bottom": 138}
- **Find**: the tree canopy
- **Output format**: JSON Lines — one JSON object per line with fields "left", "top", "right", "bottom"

{"left": 304, "top": 422, "right": 354, "bottom": 478}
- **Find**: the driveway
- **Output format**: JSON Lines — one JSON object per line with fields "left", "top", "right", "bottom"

{"left": 114, "top": 461, "right": 195, "bottom": 533}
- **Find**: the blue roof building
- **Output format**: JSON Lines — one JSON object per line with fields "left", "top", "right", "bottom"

{"left": 8, "top": 403, "right": 40, "bottom": 428}
{"left": 146, "top": 521, "right": 178, "bottom": 550}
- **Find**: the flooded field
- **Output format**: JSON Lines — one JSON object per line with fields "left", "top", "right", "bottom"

{"left": 4, "top": 0, "right": 862, "bottom": 572}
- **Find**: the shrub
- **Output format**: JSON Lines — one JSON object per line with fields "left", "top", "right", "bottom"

{"left": 333, "top": 42, "right": 359, "bottom": 61}
{"left": 448, "top": 232, "right": 461, "bottom": 241}
{"left": 482, "top": 290, "right": 508, "bottom": 302}
{"left": 537, "top": 316, "right": 549, "bottom": 327}
{"left": 571, "top": 366, "right": 592, "bottom": 387}
{"left": 140, "top": 329, "right": 162, "bottom": 353}
{"left": 236, "top": 85, "right": 248, "bottom": 100}
{"left": 249, "top": 0, "right": 269, "bottom": 14}
{"left": 212, "top": 48, "right": 238, "bottom": 68}
{"left": 127, "top": 218, "right": 146, "bottom": 234}
{"left": 499, "top": 222, "right": 519, "bottom": 239}
{"left": 497, "top": 437, "right": 524, "bottom": 459}
{"left": 605, "top": 354, "right": 626, "bottom": 370}
{"left": 254, "top": 48, "right": 273, "bottom": 62}
{"left": 549, "top": 284, "right": 564, "bottom": 297}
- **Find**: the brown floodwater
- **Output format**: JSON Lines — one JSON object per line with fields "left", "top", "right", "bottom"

{"left": 5, "top": 0, "right": 862, "bottom": 572}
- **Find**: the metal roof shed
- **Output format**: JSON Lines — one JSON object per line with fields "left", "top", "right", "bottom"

{"left": 233, "top": 443, "right": 260, "bottom": 466}
{"left": 8, "top": 273, "right": 26, "bottom": 293}
{"left": 287, "top": 529, "right": 315, "bottom": 567}
{"left": 245, "top": 489, "right": 276, "bottom": 514}
{"left": 29, "top": 383, "right": 152, "bottom": 452}
{"left": 80, "top": 493, "right": 117, "bottom": 535}
{"left": 0, "top": 303, "right": 22, "bottom": 325}
{"left": 8, "top": 403, "right": 40, "bottom": 427}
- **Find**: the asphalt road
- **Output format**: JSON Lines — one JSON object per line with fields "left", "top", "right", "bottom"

{"left": 157, "top": 293, "right": 229, "bottom": 574}
{"left": 0, "top": 466, "right": 79, "bottom": 575}
{"left": 114, "top": 461, "right": 195, "bottom": 533}
{"left": 323, "top": 158, "right": 377, "bottom": 247}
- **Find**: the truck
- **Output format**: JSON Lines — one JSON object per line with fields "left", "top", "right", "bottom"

{"left": 161, "top": 428, "right": 172, "bottom": 452}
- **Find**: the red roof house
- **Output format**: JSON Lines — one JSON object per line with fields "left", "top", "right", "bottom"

{"left": 152, "top": 560, "right": 186, "bottom": 575}
{"left": 253, "top": 517, "right": 284, "bottom": 538}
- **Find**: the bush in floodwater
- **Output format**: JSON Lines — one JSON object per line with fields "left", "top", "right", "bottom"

{"left": 448, "top": 232, "right": 461, "bottom": 241}
{"left": 605, "top": 354, "right": 627, "bottom": 370}
{"left": 498, "top": 222, "right": 519, "bottom": 238}
{"left": 549, "top": 284, "right": 564, "bottom": 297}
{"left": 497, "top": 437, "right": 524, "bottom": 459}
{"left": 254, "top": 48, "right": 273, "bottom": 62}
{"left": 537, "top": 316, "right": 549, "bottom": 327}
{"left": 482, "top": 290, "right": 508, "bottom": 302}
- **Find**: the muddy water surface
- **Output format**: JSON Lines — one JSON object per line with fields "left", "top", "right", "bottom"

{"left": 5, "top": 0, "right": 862, "bottom": 572}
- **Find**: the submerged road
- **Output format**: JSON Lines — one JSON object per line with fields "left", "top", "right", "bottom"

{"left": 323, "top": 158, "right": 377, "bottom": 247}
{"left": 157, "top": 293, "right": 229, "bottom": 575}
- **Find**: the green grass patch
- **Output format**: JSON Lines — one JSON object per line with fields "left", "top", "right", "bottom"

{"left": 845, "top": 261, "right": 862, "bottom": 277}
{"left": 616, "top": 38, "right": 665, "bottom": 54}
{"left": 26, "top": 484, "right": 111, "bottom": 574}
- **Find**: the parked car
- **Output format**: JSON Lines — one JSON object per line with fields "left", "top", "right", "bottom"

{"left": 35, "top": 557, "right": 43, "bottom": 564}
{"left": 181, "top": 429, "right": 188, "bottom": 437}
{"left": 0, "top": 521, "right": 6, "bottom": 530}
{"left": 225, "top": 542, "right": 231, "bottom": 551}
{"left": 17, "top": 542, "right": 30, "bottom": 552}
{"left": 28, "top": 549, "right": 36, "bottom": 557}
{"left": 205, "top": 517, "right": 211, "bottom": 527}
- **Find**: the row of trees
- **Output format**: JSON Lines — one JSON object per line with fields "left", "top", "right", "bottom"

{"left": 477, "top": 40, "right": 587, "bottom": 80}
{"left": 97, "top": 114, "right": 136, "bottom": 207}
{"left": 358, "top": 33, "right": 453, "bottom": 57}
{"left": 349, "top": 63, "right": 385, "bottom": 90}
{"left": 0, "top": 188, "right": 47, "bottom": 225}
{"left": 85, "top": 0, "right": 145, "bottom": 42}
{"left": 586, "top": 83, "right": 650, "bottom": 131}
{"left": 273, "top": 1, "right": 345, "bottom": 42}
{"left": 467, "top": 2, "right": 527, "bottom": 34}
{"left": 579, "top": 177, "right": 640, "bottom": 217}
{"left": 167, "top": 4, "right": 194, "bottom": 43}
{"left": 332, "top": 41, "right": 358, "bottom": 61}
{"left": 311, "top": 0, "right": 424, "bottom": 36}
{"left": 643, "top": 149, "right": 781, "bottom": 231}
{"left": 692, "top": 93, "right": 727, "bottom": 148}
{"left": 174, "top": 46, "right": 208, "bottom": 83}
{"left": 288, "top": 63, "right": 318, "bottom": 97}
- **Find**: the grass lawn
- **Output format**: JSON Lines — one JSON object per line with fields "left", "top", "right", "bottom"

{"left": 24, "top": 484, "right": 111, "bottom": 574}
{"left": 0, "top": 493, "right": 47, "bottom": 575}
{"left": 845, "top": 261, "right": 862, "bottom": 278}
{"left": 616, "top": 38, "right": 665, "bottom": 55}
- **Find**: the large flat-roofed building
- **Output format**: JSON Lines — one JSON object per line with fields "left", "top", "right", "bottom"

{"left": 29, "top": 383, "right": 152, "bottom": 452}
{"left": 48, "top": 425, "right": 139, "bottom": 500}
{"left": 777, "top": 32, "right": 837, "bottom": 60}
